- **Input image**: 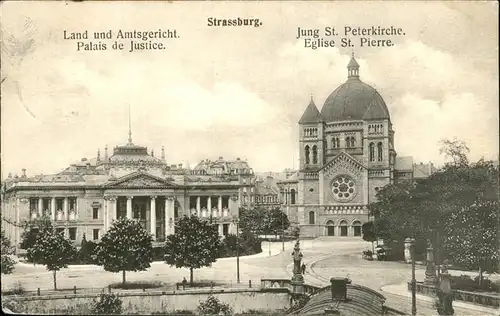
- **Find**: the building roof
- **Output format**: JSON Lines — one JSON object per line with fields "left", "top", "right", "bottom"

{"left": 413, "top": 162, "right": 437, "bottom": 179}
{"left": 299, "top": 98, "right": 322, "bottom": 124}
{"left": 320, "top": 58, "right": 390, "bottom": 122}
{"left": 292, "top": 283, "right": 386, "bottom": 316}
{"left": 395, "top": 156, "right": 414, "bottom": 171}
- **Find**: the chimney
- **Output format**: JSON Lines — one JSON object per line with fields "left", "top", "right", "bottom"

{"left": 104, "top": 145, "right": 109, "bottom": 161}
{"left": 151, "top": 149, "right": 155, "bottom": 157}
{"left": 21, "top": 169, "right": 27, "bottom": 178}
{"left": 161, "top": 146, "right": 165, "bottom": 161}
{"left": 97, "top": 148, "right": 101, "bottom": 162}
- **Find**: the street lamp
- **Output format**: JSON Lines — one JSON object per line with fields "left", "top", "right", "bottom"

{"left": 405, "top": 237, "right": 417, "bottom": 316}
{"left": 232, "top": 216, "right": 240, "bottom": 284}
{"left": 281, "top": 210, "right": 285, "bottom": 252}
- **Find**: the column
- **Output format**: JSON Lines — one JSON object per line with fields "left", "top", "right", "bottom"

{"left": 126, "top": 196, "right": 133, "bottom": 219}
{"left": 218, "top": 224, "right": 223, "bottom": 236}
{"left": 165, "top": 197, "right": 175, "bottom": 236}
{"left": 218, "top": 196, "right": 222, "bottom": 217}
{"left": 63, "top": 197, "right": 68, "bottom": 221}
{"left": 196, "top": 196, "right": 201, "bottom": 215}
{"left": 150, "top": 196, "right": 156, "bottom": 239}
{"left": 38, "top": 198, "right": 43, "bottom": 217}
{"left": 111, "top": 197, "right": 117, "bottom": 222}
{"left": 50, "top": 197, "right": 56, "bottom": 221}
{"left": 207, "top": 196, "right": 212, "bottom": 214}
{"left": 104, "top": 198, "right": 109, "bottom": 232}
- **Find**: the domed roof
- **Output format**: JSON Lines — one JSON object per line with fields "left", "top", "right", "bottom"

{"left": 320, "top": 56, "right": 390, "bottom": 122}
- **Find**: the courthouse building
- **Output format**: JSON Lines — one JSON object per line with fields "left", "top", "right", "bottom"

{"left": 1, "top": 132, "right": 252, "bottom": 252}
{"left": 278, "top": 55, "right": 436, "bottom": 238}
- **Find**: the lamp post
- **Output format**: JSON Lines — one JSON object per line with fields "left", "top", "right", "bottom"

{"left": 232, "top": 216, "right": 240, "bottom": 283}
{"left": 405, "top": 237, "right": 417, "bottom": 316}
{"left": 281, "top": 210, "right": 285, "bottom": 252}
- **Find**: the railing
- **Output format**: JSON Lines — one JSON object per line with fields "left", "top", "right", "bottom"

{"left": 408, "top": 281, "right": 500, "bottom": 308}
{"left": 2, "top": 279, "right": 260, "bottom": 299}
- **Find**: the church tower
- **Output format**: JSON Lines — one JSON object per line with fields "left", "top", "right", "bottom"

{"left": 294, "top": 54, "right": 396, "bottom": 238}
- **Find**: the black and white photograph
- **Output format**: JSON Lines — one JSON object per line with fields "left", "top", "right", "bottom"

{"left": 1, "top": 1, "right": 499, "bottom": 315}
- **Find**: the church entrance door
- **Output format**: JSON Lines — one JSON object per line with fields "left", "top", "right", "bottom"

{"left": 326, "top": 220, "right": 335, "bottom": 236}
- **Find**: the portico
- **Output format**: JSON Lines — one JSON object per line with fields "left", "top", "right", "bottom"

{"left": 103, "top": 194, "right": 177, "bottom": 241}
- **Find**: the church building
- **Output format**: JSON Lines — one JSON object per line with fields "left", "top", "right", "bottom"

{"left": 278, "top": 55, "right": 435, "bottom": 238}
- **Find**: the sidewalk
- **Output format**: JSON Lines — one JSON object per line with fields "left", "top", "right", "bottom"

{"left": 381, "top": 283, "right": 499, "bottom": 315}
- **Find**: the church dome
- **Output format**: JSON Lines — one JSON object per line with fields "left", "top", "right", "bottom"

{"left": 320, "top": 56, "right": 390, "bottom": 122}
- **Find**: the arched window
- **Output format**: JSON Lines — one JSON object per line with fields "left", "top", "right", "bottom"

{"left": 369, "top": 143, "right": 375, "bottom": 162}
{"left": 336, "top": 138, "right": 340, "bottom": 148}
{"left": 305, "top": 146, "right": 310, "bottom": 164}
{"left": 312, "top": 145, "right": 318, "bottom": 164}
{"left": 377, "top": 142, "right": 383, "bottom": 161}
{"left": 351, "top": 137, "right": 356, "bottom": 148}
{"left": 309, "top": 211, "right": 315, "bottom": 224}
{"left": 290, "top": 189, "right": 296, "bottom": 205}
{"left": 332, "top": 138, "right": 336, "bottom": 148}
{"left": 346, "top": 137, "right": 351, "bottom": 148}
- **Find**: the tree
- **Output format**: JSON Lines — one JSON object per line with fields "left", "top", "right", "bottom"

{"left": 439, "top": 138, "right": 470, "bottom": 168}
{"left": 78, "top": 234, "right": 97, "bottom": 264}
{"left": 442, "top": 200, "right": 499, "bottom": 283}
{"left": 263, "top": 207, "right": 290, "bottom": 238}
{"left": 1, "top": 230, "right": 16, "bottom": 274}
{"left": 26, "top": 226, "right": 77, "bottom": 290}
{"left": 239, "top": 207, "right": 265, "bottom": 234}
{"left": 96, "top": 218, "right": 154, "bottom": 284}
{"left": 19, "top": 216, "right": 53, "bottom": 252}
{"left": 361, "top": 221, "right": 376, "bottom": 253}
{"left": 164, "top": 215, "right": 220, "bottom": 285}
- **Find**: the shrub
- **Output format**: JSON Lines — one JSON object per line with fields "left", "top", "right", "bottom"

{"left": 197, "top": 295, "right": 232, "bottom": 316}
{"left": 108, "top": 280, "right": 164, "bottom": 290}
{"left": 3, "top": 282, "right": 25, "bottom": 295}
{"left": 449, "top": 275, "right": 499, "bottom": 292}
{"left": 91, "top": 293, "right": 123, "bottom": 315}
{"left": 152, "top": 311, "right": 195, "bottom": 315}
{"left": 218, "top": 232, "right": 262, "bottom": 258}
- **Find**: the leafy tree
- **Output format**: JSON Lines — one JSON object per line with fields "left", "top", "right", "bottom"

{"left": 1, "top": 229, "right": 16, "bottom": 274}
{"left": 368, "top": 138, "right": 499, "bottom": 274}
{"left": 78, "top": 234, "right": 97, "bottom": 264}
{"left": 27, "top": 226, "right": 77, "bottom": 290}
{"left": 19, "top": 216, "right": 53, "bottom": 251}
{"left": 239, "top": 207, "right": 265, "bottom": 234}
{"left": 164, "top": 215, "right": 220, "bottom": 285}
{"left": 361, "top": 221, "right": 376, "bottom": 253}
{"left": 439, "top": 138, "right": 470, "bottom": 168}
{"left": 96, "top": 218, "right": 154, "bottom": 284}
{"left": 442, "top": 200, "right": 499, "bottom": 283}
{"left": 263, "top": 207, "right": 290, "bottom": 238}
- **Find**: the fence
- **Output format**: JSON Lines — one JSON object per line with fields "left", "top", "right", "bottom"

{"left": 2, "top": 279, "right": 259, "bottom": 298}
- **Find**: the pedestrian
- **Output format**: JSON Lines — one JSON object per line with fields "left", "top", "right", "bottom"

{"left": 182, "top": 277, "right": 187, "bottom": 289}
{"left": 301, "top": 263, "right": 306, "bottom": 274}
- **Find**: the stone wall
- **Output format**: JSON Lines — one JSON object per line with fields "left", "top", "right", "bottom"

{"left": 8, "top": 289, "right": 290, "bottom": 314}
{"left": 409, "top": 281, "right": 500, "bottom": 309}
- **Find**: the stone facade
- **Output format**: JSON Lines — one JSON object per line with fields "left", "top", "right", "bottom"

{"left": 1, "top": 139, "right": 246, "bottom": 252}
{"left": 278, "top": 56, "right": 436, "bottom": 238}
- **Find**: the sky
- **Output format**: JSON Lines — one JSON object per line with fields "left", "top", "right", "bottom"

{"left": 1, "top": 1, "right": 498, "bottom": 177}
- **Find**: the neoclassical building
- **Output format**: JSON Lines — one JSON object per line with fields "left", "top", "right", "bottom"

{"left": 278, "top": 56, "right": 435, "bottom": 238}
{"left": 1, "top": 133, "right": 250, "bottom": 252}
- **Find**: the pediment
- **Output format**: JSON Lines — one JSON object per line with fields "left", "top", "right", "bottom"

{"left": 321, "top": 151, "right": 366, "bottom": 178}
{"left": 105, "top": 172, "right": 176, "bottom": 188}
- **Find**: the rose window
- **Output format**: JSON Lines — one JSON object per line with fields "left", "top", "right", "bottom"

{"left": 331, "top": 176, "right": 356, "bottom": 201}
